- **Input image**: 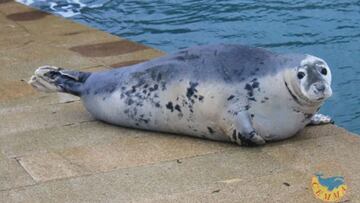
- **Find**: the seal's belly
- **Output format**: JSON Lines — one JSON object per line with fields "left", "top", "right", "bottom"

{"left": 82, "top": 80, "right": 229, "bottom": 141}
{"left": 250, "top": 103, "right": 307, "bottom": 140}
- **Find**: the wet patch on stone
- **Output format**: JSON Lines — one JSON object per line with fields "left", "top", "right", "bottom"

{"left": 0, "top": 0, "right": 12, "bottom": 4}
{"left": 69, "top": 41, "right": 149, "bottom": 57}
{"left": 7, "top": 11, "right": 48, "bottom": 21}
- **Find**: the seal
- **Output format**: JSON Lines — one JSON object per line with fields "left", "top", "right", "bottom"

{"left": 28, "top": 44, "right": 333, "bottom": 146}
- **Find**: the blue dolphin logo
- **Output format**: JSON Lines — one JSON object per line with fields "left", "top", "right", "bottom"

{"left": 315, "top": 172, "right": 345, "bottom": 191}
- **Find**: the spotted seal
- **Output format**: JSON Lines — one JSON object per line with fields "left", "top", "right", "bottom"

{"left": 28, "top": 44, "right": 333, "bottom": 146}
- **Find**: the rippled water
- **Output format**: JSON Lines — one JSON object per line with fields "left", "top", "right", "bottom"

{"left": 18, "top": 0, "right": 360, "bottom": 134}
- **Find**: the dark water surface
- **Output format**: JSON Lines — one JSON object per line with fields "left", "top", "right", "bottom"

{"left": 18, "top": 0, "right": 360, "bottom": 134}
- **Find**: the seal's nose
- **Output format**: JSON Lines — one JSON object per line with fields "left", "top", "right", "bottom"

{"left": 314, "top": 83, "right": 325, "bottom": 92}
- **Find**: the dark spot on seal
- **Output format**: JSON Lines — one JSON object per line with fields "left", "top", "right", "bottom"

{"left": 149, "top": 84, "right": 158, "bottom": 92}
{"left": 232, "top": 130, "right": 237, "bottom": 141}
{"left": 166, "top": 102, "right": 174, "bottom": 112}
{"left": 252, "top": 81, "right": 260, "bottom": 88}
{"left": 107, "top": 85, "right": 116, "bottom": 93}
{"left": 250, "top": 114, "right": 255, "bottom": 118}
{"left": 245, "top": 84, "right": 253, "bottom": 96}
{"left": 7, "top": 11, "right": 48, "bottom": 21}
{"left": 227, "top": 95, "right": 235, "bottom": 101}
{"left": 186, "top": 82, "right": 199, "bottom": 99}
{"left": 174, "top": 104, "right": 181, "bottom": 112}
{"left": 70, "top": 41, "right": 148, "bottom": 57}
{"left": 161, "top": 82, "right": 167, "bottom": 90}
{"left": 131, "top": 86, "right": 137, "bottom": 93}
{"left": 139, "top": 118, "right": 149, "bottom": 124}
{"left": 156, "top": 73, "right": 162, "bottom": 82}
{"left": 245, "top": 79, "right": 260, "bottom": 101}
{"left": 127, "top": 99, "right": 134, "bottom": 105}
{"left": 207, "top": 127, "right": 214, "bottom": 134}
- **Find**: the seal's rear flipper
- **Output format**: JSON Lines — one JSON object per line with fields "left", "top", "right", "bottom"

{"left": 28, "top": 65, "right": 91, "bottom": 96}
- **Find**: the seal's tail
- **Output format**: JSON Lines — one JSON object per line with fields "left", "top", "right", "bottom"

{"left": 28, "top": 65, "right": 91, "bottom": 96}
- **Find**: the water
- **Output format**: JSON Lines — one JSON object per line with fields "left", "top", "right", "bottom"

{"left": 17, "top": 0, "right": 360, "bottom": 134}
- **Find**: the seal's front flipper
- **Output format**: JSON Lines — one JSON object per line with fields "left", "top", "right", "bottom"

{"left": 308, "top": 113, "right": 335, "bottom": 125}
{"left": 28, "top": 65, "right": 91, "bottom": 96}
{"left": 230, "top": 111, "right": 266, "bottom": 146}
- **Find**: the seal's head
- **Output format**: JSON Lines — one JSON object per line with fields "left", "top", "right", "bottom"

{"left": 285, "top": 55, "right": 332, "bottom": 105}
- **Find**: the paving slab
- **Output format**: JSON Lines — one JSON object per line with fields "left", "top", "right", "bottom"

{"left": 0, "top": 148, "right": 285, "bottom": 202}
{"left": 0, "top": 101, "right": 94, "bottom": 136}
{"left": 0, "top": 158, "right": 35, "bottom": 191}
{"left": 0, "top": 1, "right": 359, "bottom": 202}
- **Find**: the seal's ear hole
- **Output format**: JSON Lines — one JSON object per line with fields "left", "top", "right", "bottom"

{"left": 321, "top": 68, "right": 327, "bottom": 75}
{"left": 297, "top": 72, "right": 305, "bottom": 79}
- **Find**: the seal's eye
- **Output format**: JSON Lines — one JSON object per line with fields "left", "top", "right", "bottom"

{"left": 321, "top": 68, "right": 327, "bottom": 75}
{"left": 297, "top": 72, "right": 305, "bottom": 79}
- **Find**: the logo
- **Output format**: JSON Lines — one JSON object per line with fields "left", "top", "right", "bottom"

{"left": 312, "top": 172, "right": 347, "bottom": 202}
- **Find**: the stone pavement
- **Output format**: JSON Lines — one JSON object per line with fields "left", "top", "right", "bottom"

{"left": 0, "top": 1, "right": 359, "bottom": 202}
